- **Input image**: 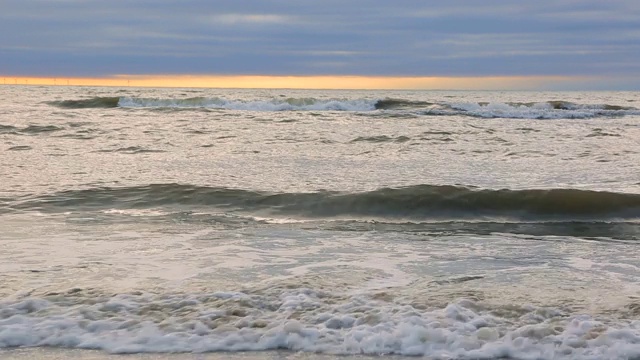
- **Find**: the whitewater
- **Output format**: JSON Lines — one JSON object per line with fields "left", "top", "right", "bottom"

{"left": 1, "top": 86, "right": 640, "bottom": 360}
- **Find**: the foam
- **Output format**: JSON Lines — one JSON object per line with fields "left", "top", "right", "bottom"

{"left": 448, "top": 101, "right": 640, "bottom": 119}
{"left": 117, "top": 97, "right": 377, "bottom": 112}
{"left": 2, "top": 289, "right": 640, "bottom": 358}
{"left": 48, "top": 96, "right": 640, "bottom": 118}
{"left": 102, "top": 209, "right": 169, "bottom": 217}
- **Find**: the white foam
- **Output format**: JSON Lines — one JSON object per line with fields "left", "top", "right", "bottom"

{"left": 114, "top": 97, "right": 640, "bottom": 118}
{"left": 448, "top": 102, "right": 640, "bottom": 119}
{"left": 249, "top": 216, "right": 314, "bottom": 224}
{"left": 2, "top": 289, "right": 640, "bottom": 358}
{"left": 117, "top": 97, "right": 377, "bottom": 112}
{"left": 102, "top": 209, "right": 168, "bottom": 217}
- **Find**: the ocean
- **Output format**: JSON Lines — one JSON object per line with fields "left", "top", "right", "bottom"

{"left": 1, "top": 86, "right": 640, "bottom": 359}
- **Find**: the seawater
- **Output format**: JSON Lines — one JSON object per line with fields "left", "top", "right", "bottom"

{"left": 1, "top": 86, "right": 640, "bottom": 359}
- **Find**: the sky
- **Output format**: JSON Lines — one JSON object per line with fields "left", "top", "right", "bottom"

{"left": 1, "top": 0, "right": 639, "bottom": 89}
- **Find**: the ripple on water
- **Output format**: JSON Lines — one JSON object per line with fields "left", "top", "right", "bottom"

{"left": 7, "top": 145, "right": 32, "bottom": 151}
{"left": 94, "top": 146, "right": 167, "bottom": 154}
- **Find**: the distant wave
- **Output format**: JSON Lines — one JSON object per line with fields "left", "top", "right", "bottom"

{"left": 350, "top": 135, "right": 412, "bottom": 143}
{"left": 445, "top": 101, "right": 640, "bottom": 119}
{"left": 374, "top": 98, "right": 436, "bottom": 110}
{"left": 0, "top": 124, "right": 64, "bottom": 135}
{"left": 47, "top": 96, "right": 640, "bottom": 118}
{"left": 402, "top": 101, "right": 640, "bottom": 119}
{"left": 5, "top": 184, "right": 640, "bottom": 221}
{"left": 119, "top": 96, "right": 379, "bottom": 111}
{"left": 48, "top": 97, "right": 121, "bottom": 108}
{"left": 0, "top": 124, "right": 18, "bottom": 134}
{"left": 48, "top": 97, "right": 377, "bottom": 111}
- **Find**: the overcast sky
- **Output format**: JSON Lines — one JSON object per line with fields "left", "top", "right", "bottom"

{"left": 1, "top": 0, "right": 639, "bottom": 86}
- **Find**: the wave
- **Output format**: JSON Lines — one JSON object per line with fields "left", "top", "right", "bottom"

{"left": 48, "top": 96, "right": 377, "bottom": 111}
{"left": 46, "top": 96, "right": 640, "bottom": 118}
{"left": 95, "top": 146, "right": 167, "bottom": 154}
{"left": 1, "top": 287, "right": 640, "bottom": 358}
{"left": 120, "top": 96, "right": 378, "bottom": 111}
{"left": 374, "top": 98, "right": 436, "bottom": 110}
{"left": 21, "top": 125, "right": 65, "bottom": 134}
{"left": 0, "top": 124, "right": 65, "bottom": 136}
{"left": 0, "top": 124, "right": 18, "bottom": 134}
{"left": 324, "top": 220, "right": 640, "bottom": 241}
{"left": 47, "top": 97, "right": 120, "bottom": 109}
{"left": 7, "top": 145, "right": 32, "bottom": 151}
{"left": 350, "top": 135, "right": 412, "bottom": 143}
{"left": 444, "top": 101, "right": 640, "bottom": 119}
{"left": 5, "top": 184, "right": 640, "bottom": 221}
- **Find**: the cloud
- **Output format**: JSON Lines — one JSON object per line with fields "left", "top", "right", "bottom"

{"left": 206, "top": 14, "right": 296, "bottom": 25}
{"left": 0, "top": 0, "right": 639, "bottom": 85}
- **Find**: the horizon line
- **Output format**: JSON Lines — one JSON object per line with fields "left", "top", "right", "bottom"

{"left": 0, "top": 74, "right": 601, "bottom": 90}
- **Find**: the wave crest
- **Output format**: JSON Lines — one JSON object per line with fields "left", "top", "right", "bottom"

{"left": 47, "top": 96, "right": 640, "bottom": 118}
{"left": 118, "top": 96, "right": 377, "bottom": 111}
{"left": 6, "top": 184, "right": 640, "bottom": 221}
{"left": 445, "top": 101, "right": 640, "bottom": 119}
{"left": 374, "top": 98, "right": 435, "bottom": 110}
{"left": 47, "top": 97, "right": 120, "bottom": 109}
{"left": 47, "top": 96, "right": 377, "bottom": 111}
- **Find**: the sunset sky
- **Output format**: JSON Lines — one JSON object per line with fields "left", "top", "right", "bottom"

{"left": 1, "top": 0, "right": 639, "bottom": 89}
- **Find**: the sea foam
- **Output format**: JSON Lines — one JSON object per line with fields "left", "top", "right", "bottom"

{"left": 117, "top": 97, "right": 378, "bottom": 111}
{"left": 46, "top": 96, "right": 640, "bottom": 119}
{"left": 2, "top": 289, "right": 640, "bottom": 359}
{"left": 447, "top": 101, "right": 640, "bottom": 119}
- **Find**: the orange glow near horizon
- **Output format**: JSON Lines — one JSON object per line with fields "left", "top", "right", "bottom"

{"left": 0, "top": 74, "right": 586, "bottom": 90}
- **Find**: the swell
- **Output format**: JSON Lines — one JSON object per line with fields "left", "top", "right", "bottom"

{"left": 47, "top": 96, "right": 437, "bottom": 111}
{"left": 45, "top": 96, "right": 640, "bottom": 118}
{"left": 5, "top": 184, "right": 640, "bottom": 221}
{"left": 374, "top": 98, "right": 435, "bottom": 110}
{"left": 0, "top": 124, "right": 65, "bottom": 135}
{"left": 444, "top": 101, "right": 640, "bottom": 119}
{"left": 49, "top": 96, "right": 378, "bottom": 111}
{"left": 325, "top": 220, "right": 640, "bottom": 241}
{"left": 47, "top": 97, "right": 120, "bottom": 109}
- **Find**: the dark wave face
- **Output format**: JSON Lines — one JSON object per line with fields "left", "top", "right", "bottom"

{"left": 4, "top": 184, "right": 640, "bottom": 221}
{"left": 374, "top": 99, "right": 436, "bottom": 110}
{"left": 47, "top": 97, "right": 120, "bottom": 108}
{"left": 544, "top": 101, "right": 634, "bottom": 111}
{"left": 48, "top": 97, "right": 378, "bottom": 111}
{"left": 0, "top": 124, "right": 17, "bottom": 134}
{"left": 0, "top": 124, "right": 65, "bottom": 135}
{"left": 45, "top": 96, "right": 640, "bottom": 119}
{"left": 435, "top": 100, "right": 640, "bottom": 119}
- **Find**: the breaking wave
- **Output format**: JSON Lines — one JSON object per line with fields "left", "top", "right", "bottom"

{"left": 119, "top": 97, "right": 377, "bottom": 111}
{"left": 373, "top": 98, "right": 436, "bottom": 110}
{"left": 48, "top": 97, "right": 120, "bottom": 109}
{"left": 47, "top": 96, "right": 640, "bottom": 118}
{"left": 5, "top": 184, "right": 640, "bottom": 221}
{"left": 359, "top": 98, "right": 639, "bottom": 119}
{"left": 444, "top": 101, "right": 640, "bottom": 119}
{"left": 48, "top": 97, "right": 377, "bottom": 111}
{"left": 2, "top": 286, "right": 640, "bottom": 358}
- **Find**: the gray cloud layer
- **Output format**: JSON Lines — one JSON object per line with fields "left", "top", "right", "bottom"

{"left": 1, "top": 0, "right": 639, "bottom": 82}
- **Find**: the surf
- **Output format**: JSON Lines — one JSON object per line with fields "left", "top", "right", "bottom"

{"left": 47, "top": 96, "right": 640, "bottom": 119}
{"left": 5, "top": 184, "right": 640, "bottom": 221}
